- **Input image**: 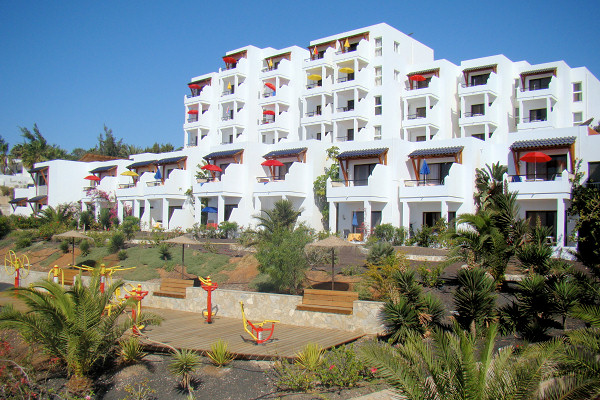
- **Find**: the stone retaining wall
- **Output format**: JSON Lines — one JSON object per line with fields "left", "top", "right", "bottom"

{"left": 0, "top": 270, "right": 385, "bottom": 335}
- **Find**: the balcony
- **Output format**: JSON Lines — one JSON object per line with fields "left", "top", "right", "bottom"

{"left": 303, "top": 48, "right": 334, "bottom": 68}
{"left": 259, "top": 112, "right": 290, "bottom": 130}
{"left": 219, "top": 57, "right": 248, "bottom": 77}
{"left": 517, "top": 79, "right": 558, "bottom": 101}
{"left": 399, "top": 164, "right": 466, "bottom": 200}
{"left": 332, "top": 100, "right": 369, "bottom": 121}
{"left": 253, "top": 163, "right": 310, "bottom": 196}
{"left": 517, "top": 113, "right": 554, "bottom": 130}
{"left": 184, "top": 85, "right": 214, "bottom": 104}
{"left": 260, "top": 59, "right": 292, "bottom": 78}
{"left": 193, "top": 163, "right": 245, "bottom": 196}
{"left": 403, "top": 108, "right": 440, "bottom": 129}
{"left": 402, "top": 78, "right": 441, "bottom": 100}
{"left": 327, "top": 164, "right": 391, "bottom": 200}
{"left": 333, "top": 72, "right": 368, "bottom": 92}
{"left": 508, "top": 170, "right": 572, "bottom": 197}
{"left": 459, "top": 103, "right": 499, "bottom": 127}
{"left": 458, "top": 73, "right": 499, "bottom": 97}
{"left": 332, "top": 41, "right": 370, "bottom": 64}
{"left": 258, "top": 85, "right": 291, "bottom": 105}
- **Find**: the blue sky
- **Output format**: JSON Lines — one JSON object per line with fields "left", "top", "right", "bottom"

{"left": 1, "top": 0, "right": 598, "bottom": 153}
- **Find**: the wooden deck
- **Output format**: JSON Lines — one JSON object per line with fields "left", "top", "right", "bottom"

{"left": 142, "top": 307, "right": 364, "bottom": 360}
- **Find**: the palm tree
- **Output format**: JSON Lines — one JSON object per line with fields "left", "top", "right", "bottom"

{"left": 10, "top": 124, "right": 70, "bottom": 169}
{"left": 474, "top": 162, "right": 508, "bottom": 211}
{"left": 0, "top": 135, "right": 9, "bottom": 174}
{"left": 359, "top": 324, "right": 561, "bottom": 400}
{"left": 36, "top": 203, "right": 78, "bottom": 225}
{"left": 0, "top": 275, "right": 162, "bottom": 384}
{"left": 453, "top": 268, "right": 497, "bottom": 336}
{"left": 254, "top": 199, "right": 302, "bottom": 239}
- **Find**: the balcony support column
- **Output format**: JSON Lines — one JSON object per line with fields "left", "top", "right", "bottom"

{"left": 403, "top": 100, "right": 409, "bottom": 124}
{"left": 217, "top": 195, "right": 225, "bottom": 225}
{"left": 518, "top": 100, "right": 524, "bottom": 123}
{"left": 441, "top": 201, "right": 448, "bottom": 223}
{"left": 254, "top": 195, "right": 261, "bottom": 215}
{"left": 143, "top": 199, "right": 151, "bottom": 229}
{"left": 426, "top": 125, "right": 431, "bottom": 142}
{"left": 194, "top": 196, "right": 202, "bottom": 225}
{"left": 94, "top": 200, "right": 101, "bottom": 220}
{"left": 546, "top": 97, "right": 551, "bottom": 124}
{"left": 162, "top": 198, "right": 169, "bottom": 230}
{"left": 557, "top": 198, "right": 566, "bottom": 247}
{"left": 329, "top": 201, "right": 337, "bottom": 233}
{"left": 460, "top": 96, "right": 465, "bottom": 121}
{"left": 364, "top": 200, "right": 371, "bottom": 236}
{"left": 354, "top": 118, "right": 358, "bottom": 140}
{"left": 401, "top": 202, "right": 410, "bottom": 231}
{"left": 117, "top": 200, "right": 124, "bottom": 224}
{"left": 485, "top": 124, "right": 490, "bottom": 140}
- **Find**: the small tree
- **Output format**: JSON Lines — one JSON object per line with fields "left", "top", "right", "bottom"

{"left": 255, "top": 227, "right": 312, "bottom": 294}
{"left": 453, "top": 268, "right": 497, "bottom": 336}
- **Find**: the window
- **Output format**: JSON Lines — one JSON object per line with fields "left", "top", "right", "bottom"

{"left": 515, "top": 107, "right": 520, "bottom": 123}
{"left": 573, "top": 112, "right": 583, "bottom": 125}
{"left": 470, "top": 73, "right": 490, "bottom": 86}
{"left": 416, "top": 77, "right": 431, "bottom": 89}
{"left": 354, "top": 163, "right": 376, "bottom": 186}
{"left": 588, "top": 162, "right": 600, "bottom": 183}
{"left": 471, "top": 103, "right": 484, "bottom": 116}
{"left": 224, "top": 204, "right": 237, "bottom": 221}
{"left": 528, "top": 77, "right": 551, "bottom": 90}
{"left": 415, "top": 107, "right": 426, "bottom": 118}
{"left": 423, "top": 212, "right": 441, "bottom": 227}
{"left": 471, "top": 133, "right": 485, "bottom": 140}
{"left": 371, "top": 211, "right": 382, "bottom": 227}
{"left": 416, "top": 135, "right": 426, "bottom": 142}
{"left": 526, "top": 211, "right": 557, "bottom": 240}
{"left": 426, "top": 162, "right": 453, "bottom": 184}
{"left": 448, "top": 211, "right": 457, "bottom": 229}
{"left": 573, "top": 82, "right": 583, "bottom": 102}
{"left": 276, "top": 162, "right": 293, "bottom": 180}
{"left": 374, "top": 96, "right": 382, "bottom": 115}
{"left": 352, "top": 211, "right": 364, "bottom": 233}
{"left": 393, "top": 41, "right": 400, "bottom": 53}
{"left": 347, "top": 128, "right": 354, "bottom": 141}
{"left": 347, "top": 99, "right": 354, "bottom": 111}
{"left": 374, "top": 125, "right": 382, "bottom": 140}
{"left": 529, "top": 108, "right": 547, "bottom": 122}
{"left": 374, "top": 66, "right": 382, "bottom": 86}
{"left": 394, "top": 70, "right": 401, "bottom": 82}
{"left": 374, "top": 37, "right": 382, "bottom": 56}
{"left": 526, "top": 154, "right": 567, "bottom": 181}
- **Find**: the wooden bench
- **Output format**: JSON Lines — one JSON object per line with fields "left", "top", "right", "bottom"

{"left": 153, "top": 278, "right": 195, "bottom": 299}
{"left": 296, "top": 289, "right": 358, "bottom": 315}
{"left": 62, "top": 269, "right": 85, "bottom": 285}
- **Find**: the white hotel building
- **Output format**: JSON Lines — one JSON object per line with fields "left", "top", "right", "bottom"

{"left": 12, "top": 23, "right": 600, "bottom": 250}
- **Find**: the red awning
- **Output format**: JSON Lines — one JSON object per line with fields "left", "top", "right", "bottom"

{"left": 263, "top": 110, "right": 275, "bottom": 116}
{"left": 187, "top": 110, "right": 199, "bottom": 114}
{"left": 201, "top": 164, "right": 223, "bottom": 172}
{"left": 264, "top": 82, "right": 276, "bottom": 91}
{"left": 223, "top": 56, "right": 237, "bottom": 64}
{"left": 84, "top": 175, "right": 101, "bottom": 181}
{"left": 261, "top": 159, "right": 284, "bottom": 167}
{"left": 188, "top": 84, "right": 201, "bottom": 89}
{"left": 409, "top": 75, "right": 426, "bottom": 81}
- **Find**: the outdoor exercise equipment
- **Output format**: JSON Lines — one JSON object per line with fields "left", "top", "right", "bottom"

{"left": 4, "top": 250, "right": 30, "bottom": 288}
{"left": 124, "top": 283, "right": 149, "bottom": 335}
{"left": 199, "top": 276, "right": 218, "bottom": 323}
{"left": 73, "top": 264, "right": 136, "bottom": 293}
{"left": 104, "top": 283, "right": 136, "bottom": 316}
{"left": 240, "top": 301, "right": 279, "bottom": 344}
{"left": 48, "top": 265, "right": 65, "bottom": 285}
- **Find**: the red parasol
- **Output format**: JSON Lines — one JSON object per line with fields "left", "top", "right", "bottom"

{"left": 188, "top": 84, "right": 201, "bottom": 89}
{"left": 409, "top": 75, "right": 426, "bottom": 81}
{"left": 223, "top": 56, "right": 237, "bottom": 64}
{"left": 201, "top": 164, "right": 223, "bottom": 172}
{"left": 263, "top": 110, "right": 276, "bottom": 116}
{"left": 520, "top": 152, "right": 551, "bottom": 163}
{"left": 187, "top": 110, "right": 199, "bottom": 114}
{"left": 84, "top": 175, "right": 100, "bottom": 181}
{"left": 264, "top": 82, "right": 276, "bottom": 91}
{"left": 261, "top": 159, "right": 284, "bottom": 167}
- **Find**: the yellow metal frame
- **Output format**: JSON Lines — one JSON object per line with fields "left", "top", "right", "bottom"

{"left": 240, "top": 301, "right": 279, "bottom": 342}
{"left": 4, "top": 250, "right": 30, "bottom": 278}
{"left": 48, "top": 265, "right": 65, "bottom": 286}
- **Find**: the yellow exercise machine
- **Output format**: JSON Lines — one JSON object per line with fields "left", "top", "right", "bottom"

{"left": 240, "top": 301, "right": 279, "bottom": 344}
{"left": 4, "top": 250, "right": 30, "bottom": 287}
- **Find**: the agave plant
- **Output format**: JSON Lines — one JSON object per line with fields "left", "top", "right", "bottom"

{"left": 168, "top": 348, "right": 201, "bottom": 390}
{"left": 0, "top": 275, "right": 162, "bottom": 382}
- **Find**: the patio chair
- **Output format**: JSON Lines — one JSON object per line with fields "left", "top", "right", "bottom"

{"left": 240, "top": 301, "right": 279, "bottom": 344}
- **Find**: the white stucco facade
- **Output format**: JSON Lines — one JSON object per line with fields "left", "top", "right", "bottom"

{"left": 11, "top": 23, "right": 600, "bottom": 252}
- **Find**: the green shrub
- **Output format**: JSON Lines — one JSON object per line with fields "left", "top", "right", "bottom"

{"left": 341, "top": 265, "right": 361, "bottom": 276}
{"left": 410, "top": 225, "right": 434, "bottom": 247}
{"left": 59, "top": 240, "right": 70, "bottom": 253}
{"left": 454, "top": 268, "right": 497, "bottom": 335}
{"left": 8, "top": 214, "right": 40, "bottom": 229}
{"left": 118, "top": 250, "right": 128, "bottom": 260}
{"left": 120, "top": 216, "right": 140, "bottom": 240}
{"left": 79, "top": 239, "right": 91, "bottom": 256}
{"left": 38, "top": 222, "right": 64, "bottom": 241}
{"left": 86, "top": 231, "right": 111, "bottom": 247}
{"left": 168, "top": 349, "right": 200, "bottom": 391}
{"left": 158, "top": 243, "right": 171, "bottom": 260}
{"left": 320, "top": 345, "right": 366, "bottom": 387}
{"left": 15, "top": 235, "right": 32, "bottom": 249}
{"left": 207, "top": 339, "right": 234, "bottom": 367}
{"left": 0, "top": 215, "right": 12, "bottom": 239}
{"left": 119, "top": 336, "right": 147, "bottom": 365}
{"left": 367, "top": 242, "right": 394, "bottom": 264}
{"left": 417, "top": 263, "right": 445, "bottom": 287}
{"left": 272, "top": 359, "right": 314, "bottom": 392}
{"left": 79, "top": 211, "right": 94, "bottom": 231}
{"left": 0, "top": 185, "right": 12, "bottom": 196}
{"left": 218, "top": 221, "right": 238, "bottom": 239}
{"left": 108, "top": 231, "right": 125, "bottom": 253}
{"left": 99, "top": 208, "right": 111, "bottom": 230}
{"left": 373, "top": 224, "right": 396, "bottom": 243}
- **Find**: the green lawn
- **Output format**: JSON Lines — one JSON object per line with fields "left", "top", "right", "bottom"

{"left": 76, "top": 244, "right": 233, "bottom": 283}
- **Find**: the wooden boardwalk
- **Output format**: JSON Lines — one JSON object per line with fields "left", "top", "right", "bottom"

{"left": 142, "top": 308, "right": 364, "bottom": 360}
